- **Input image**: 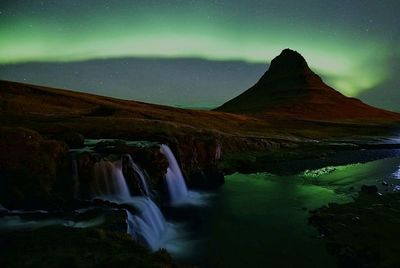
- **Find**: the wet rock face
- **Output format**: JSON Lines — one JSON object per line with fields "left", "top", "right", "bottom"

{"left": 128, "top": 147, "right": 169, "bottom": 192}
{"left": 74, "top": 153, "right": 98, "bottom": 200}
{"left": 164, "top": 134, "right": 283, "bottom": 189}
{"left": 71, "top": 144, "right": 169, "bottom": 199}
{"left": 121, "top": 154, "right": 143, "bottom": 196}
{"left": 167, "top": 135, "right": 224, "bottom": 189}
{"left": 0, "top": 127, "right": 68, "bottom": 209}
{"left": 72, "top": 136, "right": 227, "bottom": 193}
{"left": 0, "top": 126, "right": 283, "bottom": 207}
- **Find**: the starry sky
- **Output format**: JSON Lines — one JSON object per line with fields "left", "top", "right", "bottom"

{"left": 1, "top": 1, "right": 399, "bottom": 110}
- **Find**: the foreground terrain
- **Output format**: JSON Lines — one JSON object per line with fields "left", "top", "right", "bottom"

{"left": 1, "top": 49, "right": 400, "bottom": 267}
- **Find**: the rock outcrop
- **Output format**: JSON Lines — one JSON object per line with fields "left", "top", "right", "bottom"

{"left": 0, "top": 127, "right": 68, "bottom": 209}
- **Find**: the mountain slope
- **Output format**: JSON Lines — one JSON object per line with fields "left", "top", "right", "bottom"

{"left": 216, "top": 49, "right": 399, "bottom": 120}
{"left": 0, "top": 79, "right": 276, "bottom": 137}
{"left": 1, "top": 75, "right": 399, "bottom": 145}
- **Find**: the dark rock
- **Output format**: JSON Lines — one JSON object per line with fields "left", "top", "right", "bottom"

{"left": 93, "top": 139, "right": 132, "bottom": 154}
{"left": 164, "top": 135, "right": 230, "bottom": 189}
{"left": 58, "top": 132, "right": 85, "bottom": 149}
{"left": 121, "top": 154, "right": 145, "bottom": 196}
{"left": 360, "top": 185, "right": 378, "bottom": 195}
{"left": 129, "top": 147, "right": 169, "bottom": 192}
{"left": 74, "top": 153, "right": 98, "bottom": 200}
{"left": 71, "top": 144, "right": 169, "bottom": 199}
{"left": 309, "top": 190, "right": 400, "bottom": 268}
{"left": 0, "top": 127, "right": 68, "bottom": 209}
{"left": 189, "top": 170, "right": 225, "bottom": 190}
{"left": 0, "top": 225, "right": 180, "bottom": 268}
{"left": 92, "top": 198, "right": 138, "bottom": 215}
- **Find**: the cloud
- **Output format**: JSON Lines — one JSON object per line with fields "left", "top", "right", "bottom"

{"left": 0, "top": 57, "right": 266, "bottom": 108}
{"left": 357, "top": 56, "right": 400, "bottom": 112}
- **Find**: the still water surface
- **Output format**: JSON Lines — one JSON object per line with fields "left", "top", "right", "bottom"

{"left": 169, "top": 154, "right": 400, "bottom": 267}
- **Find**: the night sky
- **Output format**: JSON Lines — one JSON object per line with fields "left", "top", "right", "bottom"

{"left": 1, "top": 1, "right": 399, "bottom": 110}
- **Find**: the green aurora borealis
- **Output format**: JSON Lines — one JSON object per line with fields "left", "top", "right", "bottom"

{"left": 1, "top": 1, "right": 399, "bottom": 106}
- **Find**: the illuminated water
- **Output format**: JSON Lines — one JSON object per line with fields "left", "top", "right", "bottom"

{"left": 91, "top": 159, "right": 131, "bottom": 201}
{"left": 126, "top": 197, "right": 167, "bottom": 250}
{"left": 160, "top": 144, "right": 189, "bottom": 205}
{"left": 171, "top": 154, "right": 400, "bottom": 267}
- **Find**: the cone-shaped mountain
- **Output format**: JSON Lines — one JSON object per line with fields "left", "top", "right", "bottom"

{"left": 216, "top": 49, "right": 398, "bottom": 120}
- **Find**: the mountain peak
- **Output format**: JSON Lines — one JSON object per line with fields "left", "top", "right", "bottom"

{"left": 215, "top": 49, "right": 400, "bottom": 120}
{"left": 260, "top": 49, "right": 313, "bottom": 82}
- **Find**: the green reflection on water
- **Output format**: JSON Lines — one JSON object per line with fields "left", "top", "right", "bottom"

{"left": 205, "top": 157, "right": 400, "bottom": 267}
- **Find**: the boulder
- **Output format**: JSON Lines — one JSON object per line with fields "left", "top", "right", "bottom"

{"left": 0, "top": 127, "right": 68, "bottom": 209}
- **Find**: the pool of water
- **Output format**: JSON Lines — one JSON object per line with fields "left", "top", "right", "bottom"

{"left": 168, "top": 155, "right": 400, "bottom": 267}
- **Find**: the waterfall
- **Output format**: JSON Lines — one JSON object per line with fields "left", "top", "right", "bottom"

{"left": 91, "top": 158, "right": 167, "bottom": 250}
{"left": 123, "top": 154, "right": 151, "bottom": 196}
{"left": 91, "top": 159, "right": 131, "bottom": 202}
{"left": 160, "top": 144, "right": 188, "bottom": 204}
{"left": 215, "top": 143, "right": 221, "bottom": 161}
{"left": 126, "top": 197, "right": 167, "bottom": 250}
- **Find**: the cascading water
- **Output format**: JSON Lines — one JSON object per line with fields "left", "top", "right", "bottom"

{"left": 122, "top": 154, "right": 151, "bottom": 196}
{"left": 215, "top": 143, "right": 221, "bottom": 161}
{"left": 90, "top": 157, "right": 167, "bottom": 250}
{"left": 92, "top": 159, "right": 131, "bottom": 201}
{"left": 84, "top": 145, "right": 200, "bottom": 251}
{"left": 160, "top": 144, "right": 188, "bottom": 204}
{"left": 125, "top": 197, "right": 167, "bottom": 250}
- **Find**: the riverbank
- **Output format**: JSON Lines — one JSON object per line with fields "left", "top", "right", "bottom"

{"left": 309, "top": 187, "right": 400, "bottom": 268}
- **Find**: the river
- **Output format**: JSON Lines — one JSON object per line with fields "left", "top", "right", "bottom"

{"left": 166, "top": 153, "right": 400, "bottom": 267}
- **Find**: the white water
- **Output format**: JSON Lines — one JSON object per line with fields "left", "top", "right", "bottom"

{"left": 92, "top": 159, "right": 131, "bottom": 201}
{"left": 125, "top": 197, "right": 167, "bottom": 250}
{"left": 0, "top": 145, "right": 207, "bottom": 253}
{"left": 123, "top": 154, "right": 151, "bottom": 196}
{"left": 393, "top": 165, "right": 400, "bottom": 179}
{"left": 215, "top": 143, "right": 221, "bottom": 161}
{"left": 160, "top": 144, "right": 189, "bottom": 204}
{"left": 91, "top": 158, "right": 167, "bottom": 250}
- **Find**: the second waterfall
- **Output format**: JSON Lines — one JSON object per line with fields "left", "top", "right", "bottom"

{"left": 160, "top": 144, "right": 189, "bottom": 205}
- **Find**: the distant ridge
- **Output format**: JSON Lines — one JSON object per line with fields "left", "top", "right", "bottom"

{"left": 216, "top": 49, "right": 399, "bottom": 120}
